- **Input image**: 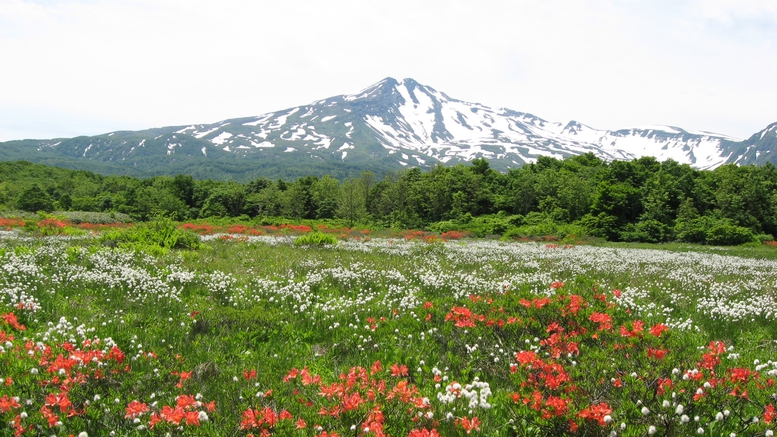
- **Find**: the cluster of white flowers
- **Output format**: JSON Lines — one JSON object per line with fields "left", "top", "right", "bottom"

{"left": 436, "top": 377, "right": 492, "bottom": 411}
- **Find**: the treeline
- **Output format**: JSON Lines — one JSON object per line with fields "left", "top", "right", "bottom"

{"left": 1, "top": 155, "right": 776, "bottom": 244}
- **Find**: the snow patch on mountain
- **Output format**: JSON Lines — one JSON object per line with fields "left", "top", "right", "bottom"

{"left": 211, "top": 132, "right": 233, "bottom": 145}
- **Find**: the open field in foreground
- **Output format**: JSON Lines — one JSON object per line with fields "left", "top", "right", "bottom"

{"left": 1, "top": 232, "right": 777, "bottom": 436}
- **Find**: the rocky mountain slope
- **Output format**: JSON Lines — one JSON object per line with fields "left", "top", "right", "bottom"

{"left": 2, "top": 78, "right": 774, "bottom": 180}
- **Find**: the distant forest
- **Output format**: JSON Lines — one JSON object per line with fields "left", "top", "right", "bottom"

{"left": 1, "top": 154, "right": 776, "bottom": 245}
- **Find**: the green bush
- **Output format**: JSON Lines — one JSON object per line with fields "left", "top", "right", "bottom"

{"left": 676, "top": 216, "right": 757, "bottom": 246}
{"left": 100, "top": 218, "right": 201, "bottom": 252}
{"left": 578, "top": 213, "right": 620, "bottom": 240}
{"left": 16, "top": 184, "right": 54, "bottom": 213}
{"left": 756, "top": 234, "right": 774, "bottom": 243}
{"left": 293, "top": 232, "right": 339, "bottom": 246}
{"left": 502, "top": 222, "right": 587, "bottom": 241}
{"left": 705, "top": 223, "right": 757, "bottom": 246}
{"left": 430, "top": 214, "right": 515, "bottom": 237}
{"left": 620, "top": 219, "right": 672, "bottom": 243}
{"left": 675, "top": 216, "right": 716, "bottom": 244}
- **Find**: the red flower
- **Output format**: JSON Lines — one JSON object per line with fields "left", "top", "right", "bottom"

{"left": 160, "top": 406, "right": 186, "bottom": 425}
{"left": 125, "top": 400, "right": 149, "bottom": 419}
{"left": 390, "top": 363, "right": 409, "bottom": 377}
{"left": 577, "top": 402, "right": 612, "bottom": 426}
{"left": 647, "top": 347, "right": 667, "bottom": 361}
{"left": 765, "top": 404, "right": 776, "bottom": 424}
{"left": 408, "top": 429, "right": 440, "bottom": 437}
{"left": 456, "top": 416, "right": 481, "bottom": 434}
{"left": 241, "top": 408, "right": 262, "bottom": 430}
{"left": 589, "top": 312, "right": 613, "bottom": 331}
{"left": 515, "top": 350, "right": 539, "bottom": 366}
{"left": 0, "top": 395, "right": 21, "bottom": 413}
{"left": 649, "top": 323, "right": 669, "bottom": 337}
{"left": 175, "top": 394, "right": 196, "bottom": 409}
{"left": 185, "top": 410, "right": 201, "bottom": 426}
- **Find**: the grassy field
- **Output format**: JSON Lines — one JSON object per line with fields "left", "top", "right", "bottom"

{"left": 1, "top": 228, "right": 777, "bottom": 436}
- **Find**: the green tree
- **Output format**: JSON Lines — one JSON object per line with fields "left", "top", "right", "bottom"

{"left": 199, "top": 183, "right": 246, "bottom": 218}
{"left": 311, "top": 175, "right": 340, "bottom": 219}
{"left": 16, "top": 184, "right": 54, "bottom": 212}
{"left": 337, "top": 178, "right": 365, "bottom": 227}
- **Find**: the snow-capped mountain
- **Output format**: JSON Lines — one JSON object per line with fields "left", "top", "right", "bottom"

{"left": 2, "top": 77, "right": 773, "bottom": 180}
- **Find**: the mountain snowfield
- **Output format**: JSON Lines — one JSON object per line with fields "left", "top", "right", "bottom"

{"left": 166, "top": 77, "right": 751, "bottom": 170}
{"left": 6, "top": 77, "right": 776, "bottom": 179}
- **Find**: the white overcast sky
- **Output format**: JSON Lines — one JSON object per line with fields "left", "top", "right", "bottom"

{"left": 1, "top": 0, "right": 775, "bottom": 142}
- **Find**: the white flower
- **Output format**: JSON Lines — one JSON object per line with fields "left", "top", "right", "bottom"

{"left": 697, "top": 427, "right": 704, "bottom": 434}
{"left": 716, "top": 412, "right": 724, "bottom": 421}
{"left": 675, "top": 404, "right": 684, "bottom": 415}
{"left": 648, "top": 425, "right": 657, "bottom": 435}
{"left": 198, "top": 411, "right": 208, "bottom": 422}
{"left": 642, "top": 407, "right": 651, "bottom": 415}
{"left": 78, "top": 433, "right": 88, "bottom": 437}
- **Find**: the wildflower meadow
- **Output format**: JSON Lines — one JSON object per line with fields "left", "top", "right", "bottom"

{"left": 1, "top": 225, "right": 777, "bottom": 436}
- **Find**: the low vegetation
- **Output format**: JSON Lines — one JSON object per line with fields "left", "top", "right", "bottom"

{"left": 0, "top": 225, "right": 776, "bottom": 436}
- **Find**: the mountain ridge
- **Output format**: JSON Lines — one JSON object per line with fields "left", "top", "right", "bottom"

{"left": 0, "top": 77, "right": 774, "bottom": 181}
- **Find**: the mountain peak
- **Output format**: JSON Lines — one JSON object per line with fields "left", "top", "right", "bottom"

{"left": 3, "top": 77, "right": 776, "bottom": 180}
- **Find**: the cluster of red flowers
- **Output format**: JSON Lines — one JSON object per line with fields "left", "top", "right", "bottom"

{"left": 440, "top": 230, "right": 467, "bottom": 240}
{"left": 0, "top": 218, "right": 24, "bottom": 228}
{"left": 1, "top": 312, "right": 133, "bottom": 435}
{"left": 181, "top": 222, "right": 219, "bottom": 234}
{"left": 270, "top": 361, "right": 435, "bottom": 437}
{"left": 281, "top": 224, "right": 313, "bottom": 233}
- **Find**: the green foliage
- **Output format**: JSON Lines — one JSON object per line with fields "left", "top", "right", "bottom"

{"left": 3, "top": 230, "right": 777, "bottom": 434}
{"left": 675, "top": 217, "right": 757, "bottom": 245}
{"left": 100, "top": 218, "right": 201, "bottom": 252}
{"left": 502, "top": 221, "right": 587, "bottom": 241}
{"left": 430, "top": 213, "right": 516, "bottom": 237}
{"left": 293, "top": 232, "right": 339, "bottom": 246}
{"left": 705, "top": 221, "right": 757, "bottom": 245}
{"left": 620, "top": 219, "right": 672, "bottom": 243}
{"left": 578, "top": 212, "right": 620, "bottom": 240}
{"left": 2, "top": 156, "right": 777, "bottom": 246}
{"left": 15, "top": 183, "right": 55, "bottom": 212}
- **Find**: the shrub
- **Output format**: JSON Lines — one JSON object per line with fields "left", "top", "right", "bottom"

{"left": 101, "top": 218, "right": 201, "bottom": 252}
{"left": 578, "top": 213, "right": 620, "bottom": 240}
{"left": 15, "top": 184, "right": 54, "bottom": 213}
{"left": 676, "top": 216, "right": 758, "bottom": 246}
{"left": 675, "top": 216, "right": 716, "bottom": 244}
{"left": 293, "top": 232, "right": 339, "bottom": 246}
{"left": 620, "top": 220, "right": 672, "bottom": 243}
{"left": 502, "top": 222, "right": 587, "bottom": 241}
{"left": 706, "top": 223, "right": 757, "bottom": 246}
